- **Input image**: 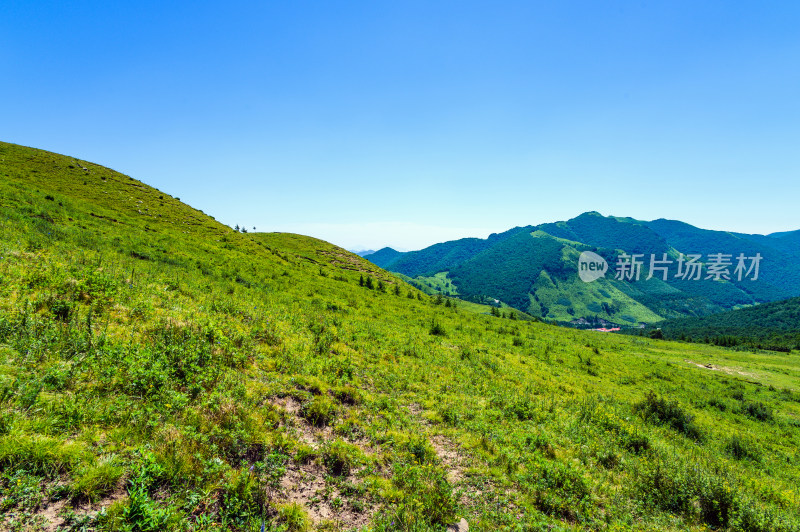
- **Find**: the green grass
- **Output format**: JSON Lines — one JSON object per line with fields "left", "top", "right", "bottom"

{"left": 0, "top": 140, "right": 799, "bottom": 530}
{"left": 400, "top": 271, "right": 458, "bottom": 296}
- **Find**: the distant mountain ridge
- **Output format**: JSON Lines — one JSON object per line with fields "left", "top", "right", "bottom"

{"left": 363, "top": 247, "right": 403, "bottom": 265}
{"left": 364, "top": 212, "right": 800, "bottom": 323}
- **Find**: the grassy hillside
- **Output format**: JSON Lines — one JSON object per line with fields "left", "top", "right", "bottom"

{"left": 1, "top": 141, "right": 800, "bottom": 531}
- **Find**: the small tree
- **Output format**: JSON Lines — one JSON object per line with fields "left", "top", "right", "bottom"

{"left": 359, "top": 275, "right": 364, "bottom": 287}
{"left": 365, "top": 276, "right": 374, "bottom": 290}
{"left": 429, "top": 319, "right": 447, "bottom": 337}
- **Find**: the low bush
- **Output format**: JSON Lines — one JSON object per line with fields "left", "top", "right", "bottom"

{"left": 378, "top": 462, "right": 456, "bottom": 527}
{"left": 321, "top": 439, "right": 362, "bottom": 477}
{"left": 429, "top": 319, "right": 446, "bottom": 336}
{"left": 725, "top": 434, "right": 762, "bottom": 462}
{"left": 742, "top": 401, "right": 773, "bottom": 422}
{"left": 634, "top": 392, "right": 703, "bottom": 441}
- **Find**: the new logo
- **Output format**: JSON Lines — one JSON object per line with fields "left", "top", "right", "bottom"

{"left": 578, "top": 251, "right": 608, "bottom": 283}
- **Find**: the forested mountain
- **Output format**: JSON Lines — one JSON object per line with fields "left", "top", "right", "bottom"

{"left": 636, "top": 296, "right": 800, "bottom": 350}
{"left": 361, "top": 246, "right": 403, "bottom": 267}
{"left": 366, "top": 212, "right": 800, "bottom": 324}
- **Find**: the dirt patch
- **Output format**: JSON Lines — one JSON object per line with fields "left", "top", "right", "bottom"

{"left": 407, "top": 403, "right": 424, "bottom": 417}
{"left": 39, "top": 498, "right": 68, "bottom": 531}
{"left": 33, "top": 486, "right": 127, "bottom": 532}
{"left": 431, "top": 435, "right": 465, "bottom": 485}
{"left": 685, "top": 359, "right": 759, "bottom": 379}
{"left": 270, "top": 396, "right": 332, "bottom": 446}
{"left": 269, "top": 396, "right": 380, "bottom": 529}
{"left": 280, "top": 460, "right": 373, "bottom": 529}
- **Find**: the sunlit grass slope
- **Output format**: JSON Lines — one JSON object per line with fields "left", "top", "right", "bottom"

{"left": 0, "top": 141, "right": 799, "bottom": 531}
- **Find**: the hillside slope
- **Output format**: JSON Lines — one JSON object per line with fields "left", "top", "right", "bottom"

{"left": 1, "top": 141, "right": 799, "bottom": 531}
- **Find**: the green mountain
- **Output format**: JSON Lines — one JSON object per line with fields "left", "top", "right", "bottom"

{"left": 638, "top": 296, "right": 800, "bottom": 351}
{"left": 361, "top": 246, "right": 403, "bottom": 268}
{"left": 1, "top": 141, "right": 799, "bottom": 530}
{"left": 367, "top": 212, "right": 800, "bottom": 324}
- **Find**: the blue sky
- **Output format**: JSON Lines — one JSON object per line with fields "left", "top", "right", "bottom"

{"left": 3, "top": 1, "right": 799, "bottom": 250}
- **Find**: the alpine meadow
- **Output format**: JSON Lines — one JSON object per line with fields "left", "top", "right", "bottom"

{"left": 1, "top": 141, "right": 800, "bottom": 531}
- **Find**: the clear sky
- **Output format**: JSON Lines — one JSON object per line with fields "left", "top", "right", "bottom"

{"left": 3, "top": 1, "right": 799, "bottom": 251}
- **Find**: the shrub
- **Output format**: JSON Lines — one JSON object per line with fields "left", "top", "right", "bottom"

{"left": 696, "top": 472, "right": 738, "bottom": 528}
{"left": 533, "top": 460, "right": 592, "bottom": 520}
{"left": 621, "top": 431, "right": 650, "bottom": 454}
{"left": 634, "top": 392, "right": 703, "bottom": 442}
{"left": 439, "top": 404, "right": 461, "bottom": 426}
{"left": 725, "top": 434, "right": 762, "bottom": 462}
{"left": 405, "top": 435, "right": 437, "bottom": 465}
{"left": 742, "top": 402, "right": 773, "bottom": 422}
{"left": 732, "top": 502, "right": 796, "bottom": 532}
{"left": 708, "top": 397, "right": 727, "bottom": 411}
{"left": 429, "top": 319, "right": 447, "bottom": 336}
{"left": 383, "top": 462, "right": 456, "bottom": 526}
{"left": 635, "top": 457, "right": 747, "bottom": 529}
{"left": 505, "top": 396, "right": 537, "bottom": 421}
{"left": 49, "top": 298, "right": 72, "bottom": 322}
{"left": 321, "top": 439, "right": 361, "bottom": 476}
{"left": 221, "top": 469, "right": 259, "bottom": 527}
{"left": 635, "top": 458, "right": 695, "bottom": 515}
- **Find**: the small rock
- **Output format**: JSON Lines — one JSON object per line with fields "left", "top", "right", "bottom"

{"left": 447, "top": 518, "right": 468, "bottom": 532}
